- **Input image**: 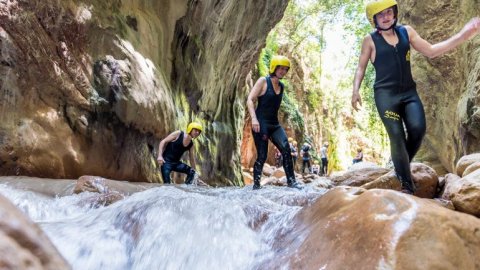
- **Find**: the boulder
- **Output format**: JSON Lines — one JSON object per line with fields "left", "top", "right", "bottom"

{"left": 0, "top": 194, "right": 70, "bottom": 269}
{"left": 270, "top": 187, "right": 480, "bottom": 269}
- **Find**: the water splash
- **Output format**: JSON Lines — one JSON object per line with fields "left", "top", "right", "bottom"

{"left": 0, "top": 183, "right": 325, "bottom": 270}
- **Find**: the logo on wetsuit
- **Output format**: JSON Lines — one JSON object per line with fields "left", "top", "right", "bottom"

{"left": 406, "top": 50, "right": 411, "bottom": 62}
{"left": 384, "top": 110, "right": 400, "bottom": 121}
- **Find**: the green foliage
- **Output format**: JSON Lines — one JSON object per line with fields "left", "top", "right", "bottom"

{"left": 280, "top": 81, "right": 305, "bottom": 130}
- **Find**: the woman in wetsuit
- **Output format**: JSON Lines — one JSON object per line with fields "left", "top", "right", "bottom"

{"left": 351, "top": 0, "right": 480, "bottom": 194}
{"left": 157, "top": 122, "right": 202, "bottom": 184}
{"left": 246, "top": 55, "right": 302, "bottom": 190}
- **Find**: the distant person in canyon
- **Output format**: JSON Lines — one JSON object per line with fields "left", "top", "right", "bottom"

{"left": 352, "top": 148, "right": 363, "bottom": 164}
{"left": 247, "top": 55, "right": 302, "bottom": 190}
{"left": 351, "top": 0, "right": 480, "bottom": 194}
{"left": 157, "top": 122, "right": 202, "bottom": 185}
{"left": 300, "top": 143, "right": 312, "bottom": 174}
{"left": 290, "top": 139, "right": 299, "bottom": 171}
{"left": 320, "top": 142, "right": 329, "bottom": 176}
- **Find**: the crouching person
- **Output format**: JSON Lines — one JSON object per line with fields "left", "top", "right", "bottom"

{"left": 157, "top": 122, "right": 202, "bottom": 184}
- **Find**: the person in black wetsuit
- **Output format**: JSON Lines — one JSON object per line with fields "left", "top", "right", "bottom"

{"left": 157, "top": 122, "right": 202, "bottom": 184}
{"left": 352, "top": 0, "right": 480, "bottom": 194}
{"left": 246, "top": 55, "right": 302, "bottom": 190}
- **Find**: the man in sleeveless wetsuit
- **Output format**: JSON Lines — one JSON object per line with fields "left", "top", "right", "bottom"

{"left": 352, "top": 0, "right": 480, "bottom": 194}
{"left": 157, "top": 122, "right": 202, "bottom": 184}
{"left": 246, "top": 55, "right": 302, "bottom": 190}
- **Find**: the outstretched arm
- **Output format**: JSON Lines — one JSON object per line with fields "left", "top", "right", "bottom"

{"left": 352, "top": 35, "right": 373, "bottom": 111}
{"left": 157, "top": 130, "right": 181, "bottom": 165}
{"left": 407, "top": 17, "right": 480, "bottom": 59}
{"left": 246, "top": 77, "right": 267, "bottom": 133}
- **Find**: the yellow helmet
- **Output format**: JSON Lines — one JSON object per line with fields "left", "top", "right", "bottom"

{"left": 288, "top": 137, "right": 293, "bottom": 142}
{"left": 186, "top": 122, "right": 203, "bottom": 134}
{"left": 366, "top": 0, "right": 398, "bottom": 27}
{"left": 269, "top": 55, "right": 291, "bottom": 74}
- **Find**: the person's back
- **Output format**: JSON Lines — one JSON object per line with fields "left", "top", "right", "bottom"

{"left": 301, "top": 143, "right": 312, "bottom": 174}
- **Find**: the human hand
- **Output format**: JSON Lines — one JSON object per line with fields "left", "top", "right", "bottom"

{"left": 157, "top": 156, "right": 165, "bottom": 166}
{"left": 351, "top": 91, "right": 362, "bottom": 111}
{"left": 461, "top": 17, "right": 480, "bottom": 41}
{"left": 252, "top": 118, "right": 260, "bottom": 133}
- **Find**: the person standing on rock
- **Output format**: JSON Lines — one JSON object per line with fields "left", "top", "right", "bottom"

{"left": 300, "top": 143, "right": 312, "bottom": 174}
{"left": 351, "top": 0, "right": 480, "bottom": 194}
{"left": 320, "top": 142, "right": 329, "bottom": 176}
{"left": 247, "top": 55, "right": 302, "bottom": 190}
{"left": 157, "top": 122, "right": 202, "bottom": 185}
{"left": 290, "top": 139, "right": 299, "bottom": 171}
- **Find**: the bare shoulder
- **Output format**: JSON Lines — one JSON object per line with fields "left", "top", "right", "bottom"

{"left": 363, "top": 34, "right": 374, "bottom": 47}
{"left": 255, "top": 76, "right": 267, "bottom": 85}
{"left": 403, "top": 25, "right": 417, "bottom": 35}
{"left": 165, "top": 130, "right": 181, "bottom": 141}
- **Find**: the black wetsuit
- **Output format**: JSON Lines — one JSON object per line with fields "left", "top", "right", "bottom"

{"left": 253, "top": 76, "right": 296, "bottom": 187}
{"left": 371, "top": 25, "right": 426, "bottom": 192}
{"left": 160, "top": 131, "right": 196, "bottom": 184}
{"left": 301, "top": 145, "right": 312, "bottom": 174}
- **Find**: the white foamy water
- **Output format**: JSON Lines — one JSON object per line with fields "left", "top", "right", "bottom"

{"left": 0, "top": 183, "right": 325, "bottom": 270}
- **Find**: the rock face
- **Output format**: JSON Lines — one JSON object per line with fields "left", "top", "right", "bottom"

{"left": 399, "top": 0, "right": 480, "bottom": 171}
{"left": 0, "top": 0, "right": 288, "bottom": 184}
{"left": 172, "top": 0, "right": 289, "bottom": 185}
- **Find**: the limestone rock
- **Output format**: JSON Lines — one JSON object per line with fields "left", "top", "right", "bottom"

{"left": 456, "top": 153, "right": 480, "bottom": 176}
{"left": 331, "top": 166, "right": 390, "bottom": 187}
{"left": 444, "top": 170, "right": 480, "bottom": 217}
{"left": 400, "top": 0, "right": 480, "bottom": 172}
{"left": 271, "top": 187, "right": 480, "bottom": 269}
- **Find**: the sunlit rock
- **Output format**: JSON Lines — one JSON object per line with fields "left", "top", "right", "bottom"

{"left": 272, "top": 187, "right": 480, "bottom": 269}
{"left": 331, "top": 166, "right": 390, "bottom": 187}
{"left": 440, "top": 173, "right": 461, "bottom": 200}
{"left": 455, "top": 153, "right": 480, "bottom": 177}
{"left": 361, "top": 163, "right": 438, "bottom": 198}
{"left": 0, "top": 194, "right": 70, "bottom": 269}
{"left": 442, "top": 170, "right": 480, "bottom": 217}
{"left": 361, "top": 171, "right": 402, "bottom": 191}
{"left": 462, "top": 161, "right": 480, "bottom": 177}
{"left": 272, "top": 167, "right": 286, "bottom": 179}
{"left": 74, "top": 175, "right": 159, "bottom": 205}
{"left": 242, "top": 172, "right": 253, "bottom": 185}
{"left": 262, "top": 164, "right": 274, "bottom": 177}
{"left": 401, "top": 0, "right": 480, "bottom": 172}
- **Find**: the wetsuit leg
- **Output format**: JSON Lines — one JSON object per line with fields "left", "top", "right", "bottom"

{"left": 172, "top": 162, "right": 196, "bottom": 184}
{"left": 270, "top": 126, "right": 298, "bottom": 187}
{"left": 252, "top": 130, "right": 269, "bottom": 189}
{"left": 160, "top": 163, "right": 174, "bottom": 184}
{"left": 321, "top": 158, "right": 328, "bottom": 175}
{"left": 375, "top": 90, "right": 415, "bottom": 192}
{"left": 402, "top": 92, "right": 426, "bottom": 161}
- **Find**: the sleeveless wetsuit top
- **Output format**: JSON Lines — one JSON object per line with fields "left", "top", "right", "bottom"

{"left": 163, "top": 131, "right": 193, "bottom": 163}
{"left": 255, "top": 76, "right": 284, "bottom": 124}
{"left": 371, "top": 25, "right": 416, "bottom": 91}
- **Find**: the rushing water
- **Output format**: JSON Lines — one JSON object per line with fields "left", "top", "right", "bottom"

{"left": 0, "top": 182, "right": 326, "bottom": 270}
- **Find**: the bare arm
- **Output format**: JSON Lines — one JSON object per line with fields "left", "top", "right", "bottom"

{"left": 157, "top": 130, "right": 181, "bottom": 165}
{"left": 246, "top": 77, "right": 267, "bottom": 133}
{"left": 352, "top": 35, "right": 373, "bottom": 111}
{"left": 407, "top": 17, "right": 480, "bottom": 59}
{"left": 189, "top": 147, "right": 196, "bottom": 171}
